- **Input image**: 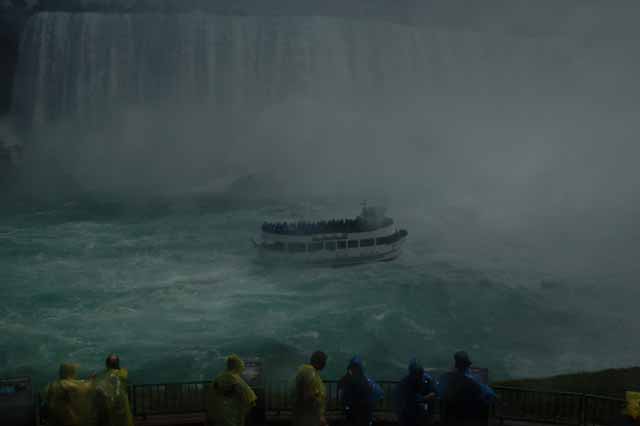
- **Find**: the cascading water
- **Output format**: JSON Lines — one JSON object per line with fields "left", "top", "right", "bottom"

{"left": 14, "top": 11, "right": 619, "bottom": 126}
{"left": 11, "top": 12, "right": 639, "bottom": 195}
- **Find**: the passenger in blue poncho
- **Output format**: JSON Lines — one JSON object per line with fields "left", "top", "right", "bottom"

{"left": 393, "top": 359, "right": 438, "bottom": 426}
{"left": 338, "top": 356, "right": 384, "bottom": 426}
{"left": 437, "top": 351, "right": 496, "bottom": 426}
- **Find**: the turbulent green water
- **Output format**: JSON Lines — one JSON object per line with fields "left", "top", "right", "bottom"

{"left": 0, "top": 194, "right": 638, "bottom": 391}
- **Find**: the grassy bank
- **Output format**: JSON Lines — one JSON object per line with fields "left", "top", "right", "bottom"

{"left": 493, "top": 367, "right": 640, "bottom": 398}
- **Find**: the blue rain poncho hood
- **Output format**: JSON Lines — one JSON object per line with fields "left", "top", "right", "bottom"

{"left": 348, "top": 355, "right": 365, "bottom": 374}
{"left": 340, "top": 356, "right": 384, "bottom": 405}
{"left": 393, "top": 358, "right": 437, "bottom": 421}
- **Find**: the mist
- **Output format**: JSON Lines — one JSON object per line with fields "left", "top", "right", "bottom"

{"left": 3, "top": 5, "right": 640, "bottom": 388}
{"left": 5, "top": 9, "right": 640, "bottom": 285}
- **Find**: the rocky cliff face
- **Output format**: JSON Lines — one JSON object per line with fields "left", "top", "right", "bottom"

{"left": 1, "top": 5, "right": 22, "bottom": 116}
{"left": 0, "top": 2, "right": 39, "bottom": 116}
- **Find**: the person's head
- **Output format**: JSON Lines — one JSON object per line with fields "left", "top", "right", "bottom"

{"left": 310, "top": 351, "right": 327, "bottom": 371}
{"left": 454, "top": 351, "right": 472, "bottom": 371}
{"left": 408, "top": 358, "right": 424, "bottom": 385}
{"left": 226, "top": 354, "right": 245, "bottom": 374}
{"left": 59, "top": 363, "right": 78, "bottom": 380}
{"left": 348, "top": 355, "right": 364, "bottom": 377}
{"left": 105, "top": 353, "right": 120, "bottom": 370}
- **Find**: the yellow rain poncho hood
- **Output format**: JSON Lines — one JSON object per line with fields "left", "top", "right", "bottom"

{"left": 59, "top": 363, "right": 79, "bottom": 379}
{"left": 46, "top": 363, "right": 93, "bottom": 426}
{"left": 94, "top": 368, "right": 134, "bottom": 426}
{"left": 292, "top": 364, "right": 326, "bottom": 426}
{"left": 227, "top": 354, "right": 246, "bottom": 375}
{"left": 205, "top": 355, "right": 257, "bottom": 426}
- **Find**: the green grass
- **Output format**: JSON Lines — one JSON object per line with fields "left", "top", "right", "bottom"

{"left": 492, "top": 367, "right": 640, "bottom": 398}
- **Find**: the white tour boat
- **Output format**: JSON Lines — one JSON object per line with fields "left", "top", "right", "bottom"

{"left": 252, "top": 205, "right": 408, "bottom": 266}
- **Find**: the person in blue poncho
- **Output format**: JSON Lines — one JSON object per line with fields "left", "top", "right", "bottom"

{"left": 393, "top": 359, "right": 438, "bottom": 426}
{"left": 338, "top": 356, "right": 384, "bottom": 426}
{"left": 437, "top": 351, "right": 496, "bottom": 426}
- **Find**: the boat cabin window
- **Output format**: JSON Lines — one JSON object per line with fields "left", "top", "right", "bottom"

{"left": 325, "top": 241, "right": 336, "bottom": 251}
{"left": 360, "top": 238, "right": 374, "bottom": 247}
{"left": 266, "top": 242, "right": 285, "bottom": 251}
{"left": 386, "top": 232, "right": 401, "bottom": 244}
{"left": 376, "top": 235, "right": 391, "bottom": 245}
{"left": 347, "top": 240, "right": 358, "bottom": 248}
{"left": 288, "top": 242, "right": 307, "bottom": 253}
{"left": 337, "top": 241, "right": 347, "bottom": 249}
{"left": 309, "top": 242, "right": 323, "bottom": 252}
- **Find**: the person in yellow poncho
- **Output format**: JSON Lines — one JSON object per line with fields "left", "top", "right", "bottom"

{"left": 93, "top": 354, "right": 134, "bottom": 426}
{"left": 292, "top": 351, "right": 328, "bottom": 426}
{"left": 206, "top": 354, "right": 258, "bottom": 426}
{"left": 46, "top": 363, "right": 94, "bottom": 426}
{"left": 626, "top": 391, "right": 640, "bottom": 421}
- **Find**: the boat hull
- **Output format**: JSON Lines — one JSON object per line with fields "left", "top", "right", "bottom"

{"left": 252, "top": 231, "right": 407, "bottom": 266}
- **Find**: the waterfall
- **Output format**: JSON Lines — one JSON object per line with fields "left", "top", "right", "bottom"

{"left": 8, "top": 12, "right": 639, "bottom": 196}
{"left": 14, "top": 11, "right": 628, "bottom": 126}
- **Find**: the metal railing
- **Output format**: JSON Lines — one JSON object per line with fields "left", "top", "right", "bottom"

{"left": 263, "top": 380, "right": 401, "bottom": 415}
{"left": 38, "top": 380, "right": 626, "bottom": 425}
{"left": 126, "top": 380, "right": 415, "bottom": 418}
{"left": 492, "top": 386, "right": 626, "bottom": 426}
{"left": 129, "top": 381, "right": 210, "bottom": 417}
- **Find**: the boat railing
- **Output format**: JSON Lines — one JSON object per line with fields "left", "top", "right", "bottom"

{"left": 262, "top": 218, "right": 393, "bottom": 236}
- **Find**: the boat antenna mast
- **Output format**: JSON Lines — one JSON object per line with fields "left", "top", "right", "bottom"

{"left": 360, "top": 200, "right": 372, "bottom": 222}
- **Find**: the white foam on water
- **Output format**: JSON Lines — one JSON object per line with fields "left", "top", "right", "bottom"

{"left": 1, "top": 199, "right": 639, "bottom": 386}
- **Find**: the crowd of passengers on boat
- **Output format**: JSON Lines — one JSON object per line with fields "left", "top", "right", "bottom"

{"left": 261, "top": 217, "right": 393, "bottom": 235}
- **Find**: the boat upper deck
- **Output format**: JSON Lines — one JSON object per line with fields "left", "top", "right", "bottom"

{"left": 261, "top": 217, "right": 394, "bottom": 236}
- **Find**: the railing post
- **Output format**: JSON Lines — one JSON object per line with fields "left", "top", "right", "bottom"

{"left": 583, "top": 394, "right": 590, "bottom": 426}
{"left": 36, "top": 390, "right": 41, "bottom": 425}
{"left": 130, "top": 384, "right": 136, "bottom": 418}
{"left": 202, "top": 382, "right": 208, "bottom": 413}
